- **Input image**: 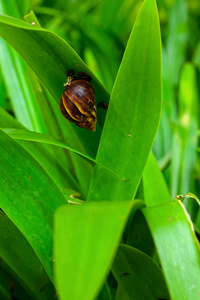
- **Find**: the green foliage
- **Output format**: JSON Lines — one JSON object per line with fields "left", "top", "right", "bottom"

{"left": 54, "top": 201, "right": 140, "bottom": 300}
{"left": 112, "top": 244, "right": 170, "bottom": 300}
{"left": 87, "top": 0, "right": 162, "bottom": 202}
{"left": 0, "top": 0, "right": 200, "bottom": 299}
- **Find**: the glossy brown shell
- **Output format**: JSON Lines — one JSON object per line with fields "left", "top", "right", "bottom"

{"left": 60, "top": 79, "right": 97, "bottom": 131}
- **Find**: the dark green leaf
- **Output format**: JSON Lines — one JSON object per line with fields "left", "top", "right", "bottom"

{"left": 112, "top": 244, "right": 170, "bottom": 300}
{"left": 0, "top": 129, "right": 66, "bottom": 280}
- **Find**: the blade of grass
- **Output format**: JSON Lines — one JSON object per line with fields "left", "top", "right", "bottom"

{"left": 0, "top": 213, "right": 55, "bottom": 300}
{"left": 142, "top": 200, "right": 200, "bottom": 300}
{"left": 3, "top": 128, "right": 95, "bottom": 163}
{"left": 0, "top": 108, "right": 79, "bottom": 191}
{"left": 0, "top": 129, "right": 66, "bottom": 280}
{"left": 143, "top": 152, "right": 171, "bottom": 206}
{"left": 54, "top": 200, "right": 143, "bottom": 300}
{"left": 2, "top": 128, "right": 125, "bottom": 180}
{"left": 87, "top": 0, "right": 162, "bottom": 201}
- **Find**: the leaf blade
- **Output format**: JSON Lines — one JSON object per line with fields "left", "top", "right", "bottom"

{"left": 142, "top": 201, "right": 200, "bottom": 300}
{"left": 54, "top": 201, "right": 142, "bottom": 300}
{"left": 88, "top": 0, "right": 162, "bottom": 201}
{"left": 0, "top": 129, "right": 66, "bottom": 280}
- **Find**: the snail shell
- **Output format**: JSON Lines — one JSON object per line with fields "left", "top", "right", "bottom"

{"left": 60, "top": 72, "right": 97, "bottom": 131}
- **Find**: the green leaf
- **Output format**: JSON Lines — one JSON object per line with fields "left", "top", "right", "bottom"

{"left": 54, "top": 200, "right": 142, "bottom": 300}
{"left": 143, "top": 152, "right": 171, "bottom": 206}
{"left": 0, "top": 107, "right": 25, "bottom": 129}
{"left": 0, "top": 108, "right": 79, "bottom": 192}
{"left": 2, "top": 128, "right": 125, "bottom": 181}
{"left": 0, "top": 2, "right": 46, "bottom": 131}
{"left": 2, "top": 128, "right": 95, "bottom": 163}
{"left": 1, "top": 3, "right": 94, "bottom": 197}
{"left": 0, "top": 13, "right": 109, "bottom": 156}
{"left": 0, "top": 38, "right": 44, "bottom": 131}
{"left": 87, "top": 0, "right": 162, "bottom": 201}
{"left": 112, "top": 244, "right": 170, "bottom": 300}
{"left": 0, "top": 213, "right": 55, "bottom": 300}
{"left": 115, "top": 287, "right": 129, "bottom": 300}
{"left": 0, "top": 258, "right": 32, "bottom": 300}
{"left": 127, "top": 210, "right": 155, "bottom": 258}
{"left": 0, "top": 129, "right": 66, "bottom": 280}
{"left": 142, "top": 200, "right": 200, "bottom": 300}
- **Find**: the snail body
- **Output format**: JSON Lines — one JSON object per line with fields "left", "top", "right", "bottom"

{"left": 60, "top": 71, "right": 97, "bottom": 131}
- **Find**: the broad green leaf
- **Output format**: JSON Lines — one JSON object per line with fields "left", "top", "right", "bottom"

{"left": 0, "top": 129, "right": 66, "bottom": 280}
{"left": 142, "top": 200, "right": 200, "bottom": 300}
{"left": 0, "top": 213, "right": 55, "bottom": 300}
{"left": 3, "top": 128, "right": 95, "bottom": 162}
{"left": 112, "top": 244, "right": 170, "bottom": 300}
{"left": 0, "top": 13, "right": 109, "bottom": 156}
{"left": 2, "top": 128, "right": 124, "bottom": 180}
{"left": 88, "top": 0, "right": 162, "bottom": 201}
{"left": 143, "top": 152, "right": 171, "bottom": 206}
{"left": 0, "top": 108, "right": 79, "bottom": 192}
{"left": 54, "top": 200, "right": 143, "bottom": 300}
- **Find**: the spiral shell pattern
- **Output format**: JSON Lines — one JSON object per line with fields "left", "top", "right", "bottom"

{"left": 60, "top": 79, "right": 97, "bottom": 131}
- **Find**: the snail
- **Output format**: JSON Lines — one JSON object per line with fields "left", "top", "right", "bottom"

{"left": 60, "top": 70, "right": 97, "bottom": 131}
